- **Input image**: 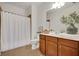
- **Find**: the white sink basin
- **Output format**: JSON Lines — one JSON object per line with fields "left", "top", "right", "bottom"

{"left": 49, "top": 32, "right": 60, "bottom": 35}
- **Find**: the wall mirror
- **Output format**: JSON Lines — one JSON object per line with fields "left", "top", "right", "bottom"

{"left": 46, "top": 2, "right": 79, "bottom": 34}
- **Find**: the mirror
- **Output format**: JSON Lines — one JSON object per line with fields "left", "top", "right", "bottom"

{"left": 46, "top": 2, "right": 79, "bottom": 34}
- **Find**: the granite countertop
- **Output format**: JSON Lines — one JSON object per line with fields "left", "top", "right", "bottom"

{"left": 40, "top": 33, "right": 79, "bottom": 41}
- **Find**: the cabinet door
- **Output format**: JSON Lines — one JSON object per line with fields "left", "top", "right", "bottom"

{"left": 46, "top": 41, "right": 57, "bottom": 56}
{"left": 58, "top": 44, "right": 78, "bottom": 56}
{"left": 40, "top": 39, "right": 45, "bottom": 54}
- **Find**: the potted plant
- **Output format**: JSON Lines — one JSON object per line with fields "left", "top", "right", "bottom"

{"left": 61, "top": 11, "right": 79, "bottom": 34}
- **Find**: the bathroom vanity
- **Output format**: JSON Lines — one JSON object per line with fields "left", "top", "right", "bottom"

{"left": 39, "top": 33, "right": 79, "bottom": 56}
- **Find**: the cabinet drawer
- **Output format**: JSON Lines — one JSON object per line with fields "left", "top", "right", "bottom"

{"left": 40, "top": 34, "right": 46, "bottom": 40}
{"left": 46, "top": 36, "right": 57, "bottom": 43}
{"left": 59, "top": 38, "right": 79, "bottom": 49}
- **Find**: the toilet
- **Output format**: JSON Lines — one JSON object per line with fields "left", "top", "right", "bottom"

{"left": 31, "top": 39, "right": 39, "bottom": 49}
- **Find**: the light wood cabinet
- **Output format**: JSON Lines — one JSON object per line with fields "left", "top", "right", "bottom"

{"left": 39, "top": 34, "right": 46, "bottom": 55}
{"left": 46, "top": 36, "right": 57, "bottom": 56}
{"left": 58, "top": 38, "right": 79, "bottom": 56}
{"left": 0, "top": 51, "right": 1, "bottom": 56}
{"left": 58, "top": 44, "right": 78, "bottom": 56}
{"left": 39, "top": 34, "right": 79, "bottom": 56}
{"left": 46, "top": 40, "right": 57, "bottom": 56}
{"left": 40, "top": 39, "right": 45, "bottom": 54}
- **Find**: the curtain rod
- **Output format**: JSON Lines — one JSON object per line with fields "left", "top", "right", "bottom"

{"left": 1, "top": 10, "right": 27, "bottom": 17}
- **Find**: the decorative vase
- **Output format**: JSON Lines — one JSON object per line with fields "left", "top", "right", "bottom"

{"left": 67, "top": 23, "right": 78, "bottom": 34}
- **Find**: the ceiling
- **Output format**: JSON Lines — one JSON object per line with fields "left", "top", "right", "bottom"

{"left": 1, "top": 2, "right": 43, "bottom": 9}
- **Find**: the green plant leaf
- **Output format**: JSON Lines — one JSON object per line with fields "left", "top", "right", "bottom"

{"left": 61, "top": 16, "right": 68, "bottom": 24}
{"left": 61, "top": 11, "right": 79, "bottom": 25}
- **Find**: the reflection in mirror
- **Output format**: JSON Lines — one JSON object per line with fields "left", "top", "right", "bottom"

{"left": 46, "top": 2, "right": 79, "bottom": 34}
{"left": 50, "top": 2, "right": 65, "bottom": 9}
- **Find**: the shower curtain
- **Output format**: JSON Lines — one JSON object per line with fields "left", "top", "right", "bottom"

{"left": 1, "top": 11, "right": 30, "bottom": 51}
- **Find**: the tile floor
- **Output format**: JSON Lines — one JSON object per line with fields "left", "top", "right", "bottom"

{"left": 1, "top": 45, "right": 43, "bottom": 56}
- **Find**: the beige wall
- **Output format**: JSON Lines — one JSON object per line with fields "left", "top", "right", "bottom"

{"left": 37, "top": 2, "right": 52, "bottom": 30}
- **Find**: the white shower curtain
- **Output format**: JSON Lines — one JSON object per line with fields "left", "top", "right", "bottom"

{"left": 1, "top": 11, "right": 31, "bottom": 51}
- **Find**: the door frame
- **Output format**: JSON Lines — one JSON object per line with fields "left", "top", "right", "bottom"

{"left": 28, "top": 15, "right": 32, "bottom": 40}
